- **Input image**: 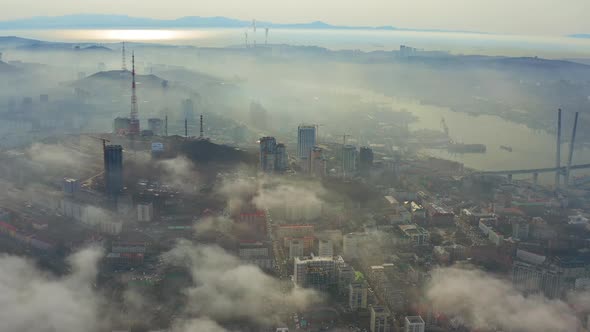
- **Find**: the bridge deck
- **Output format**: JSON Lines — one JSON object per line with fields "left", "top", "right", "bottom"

{"left": 474, "top": 163, "right": 590, "bottom": 175}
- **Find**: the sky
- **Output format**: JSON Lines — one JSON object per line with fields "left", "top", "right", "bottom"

{"left": 0, "top": 0, "right": 588, "bottom": 35}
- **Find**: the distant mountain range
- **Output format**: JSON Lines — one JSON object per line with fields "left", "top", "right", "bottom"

{"left": 0, "top": 14, "right": 485, "bottom": 33}
{"left": 0, "top": 14, "right": 397, "bottom": 30}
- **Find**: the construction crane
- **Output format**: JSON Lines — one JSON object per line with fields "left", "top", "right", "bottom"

{"left": 87, "top": 135, "right": 110, "bottom": 150}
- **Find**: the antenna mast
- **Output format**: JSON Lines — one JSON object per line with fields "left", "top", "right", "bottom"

{"left": 165, "top": 114, "right": 168, "bottom": 136}
{"left": 121, "top": 42, "right": 127, "bottom": 71}
{"left": 128, "top": 51, "right": 140, "bottom": 135}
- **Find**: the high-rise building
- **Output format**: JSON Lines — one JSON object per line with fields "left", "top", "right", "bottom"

{"left": 310, "top": 146, "right": 326, "bottom": 177}
{"left": 349, "top": 281, "right": 368, "bottom": 310}
{"left": 342, "top": 145, "right": 357, "bottom": 177}
{"left": 294, "top": 255, "right": 337, "bottom": 291}
{"left": 318, "top": 239, "right": 333, "bottom": 257}
{"left": 104, "top": 145, "right": 123, "bottom": 197}
{"left": 359, "top": 146, "right": 374, "bottom": 177}
{"left": 404, "top": 316, "right": 425, "bottom": 332}
{"left": 259, "top": 136, "right": 277, "bottom": 173}
{"left": 370, "top": 306, "right": 391, "bottom": 332}
{"left": 297, "top": 125, "right": 316, "bottom": 171}
{"left": 148, "top": 118, "right": 163, "bottom": 136}
{"left": 275, "top": 143, "right": 288, "bottom": 171}
{"left": 182, "top": 99, "right": 195, "bottom": 121}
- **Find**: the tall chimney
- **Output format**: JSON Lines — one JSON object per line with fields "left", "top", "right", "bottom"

{"left": 555, "top": 109, "right": 562, "bottom": 188}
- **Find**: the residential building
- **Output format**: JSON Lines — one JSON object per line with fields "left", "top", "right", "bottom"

{"left": 349, "top": 281, "right": 368, "bottom": 310}
{"left": 318, "top": 239, "right": 333, "bottom": 257}
{"left": 370, "top": 305, "right": 391, "bottom": 332}
{"left": 293, "top": 255, "right": 337, "bottom": 291}
{"left": 342, "top": 144, "right": 357, "bottom": 177}
{"left": 289, "top": 239, "right": 305, "bottom": 258}
{"left": 275, "top": 143, "right": 288, "bottom": 171}
{"left": 404, "top": 316, "right": 425, "bottom": 332}
{"left": 259, "top": 136, "right": 277, "bottom": 173}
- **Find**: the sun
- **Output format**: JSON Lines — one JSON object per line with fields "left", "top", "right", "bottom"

{"left": 100, "top": 29, "right": 186, "bottom": 41}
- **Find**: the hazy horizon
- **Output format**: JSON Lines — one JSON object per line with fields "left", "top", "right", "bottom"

{"left": 0, "top": 0, "right": 589, "bottom": 36}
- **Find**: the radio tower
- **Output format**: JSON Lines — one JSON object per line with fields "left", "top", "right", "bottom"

{"left": 128, "top": 51, "right": 140, "bottom": 135}
{"left": 121, "top": 42, "right": 127, "bottom": 71}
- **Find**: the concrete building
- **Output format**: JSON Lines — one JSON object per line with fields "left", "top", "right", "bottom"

{"left": 238, "top": 241, "right": 273, "bottom": 271}
{"left": 342, "top": 144, "right": 357, "bottom": 177}
{"left": 259, "top": 136, "right": 277, "bottom": 173}
{"left": 349, "top": 281, "right": 368, "bottom": 310}
{"left": 318, "top": 239, "right": 333, "bottom": 257}
{"left": 147, "top": 118, "right": 163, "bottom": 135}
{"left": 62, "top": 178, "right": 80, "bottom": 196}
{"left": 277, "top": 224, "right": 314, "bottom": 241}
{"left": 104, "top": 145, "right": 123, "bottom": 197}
{"left": 359, "top": 146, "right": 374, "bottom": 177}
{"left": 310, "top": 146, "right": 327, "bottom": 177}
{"left": 370, "top": 305, "right": 391, "bottom": 332}
{"left": 113, "top": 117, "right": 130, "bottom": 134}
{"left": 511, "top": 217, "right": 530, "bottom": 240}
{"left": 297, "top": 124, "right": 316, "bottom": 171}
{"left": 337, "top": 260, "right": 355, "bottom": 295}
{"left": 398, "top": 224, "right": 429, "bottom": 245}
{"left": 512, "top": 260, "right": 563, "bottom": 298}
{"left": 404, "top": 316, "right": 425, "bottom": 332}
{"left": 289, "top": 239, "right": 305, "bottom": 258}
{"left": 275, "top": 143, "right": 288, "bottom": 171}
{"left": 343, "top": 232, "right": 366, "bottom": 259}
{"left": 293, "top": 255, "right": 337, "bottom": 291}
{"left": 137, "top": 202, "right": 154, "bottom": 222}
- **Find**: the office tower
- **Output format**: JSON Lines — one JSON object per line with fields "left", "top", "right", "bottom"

{"left": 297, "top": 125, "right": 316, "bottom": 171}
{"left": 275, "top": 143, "right": 288, "bottom": 171}
{"left": 370, "top": 306, "right": 391, "bottom": 332}
{"left": 310, "top": 146, "right": 326, "bottom": 177}
{"left": 359, "top": 146, "right": 374, "bottom": 177}
{"left": 104, "top": 145, "right": 123, "bottom": 197}
{"left": 349, "top": 281, "right": 368, "bottom": 310}
{"left": 182, "top": 99, "right": 195, "bottom": 121}
{"left": 148, "top": 118, "right": 163, "bottom": 136}
{"left": 404, "top": 316, "right": 425, "bottom": 332}
{"left": 342, "top": 145, "right": 357, "bottom": 177}
{"left": 259, "top": 137, "right": 277, "bottom": 173}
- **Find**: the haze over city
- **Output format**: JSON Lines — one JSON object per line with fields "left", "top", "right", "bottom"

{"left": 1, "top": 1, "right": 590, "bottom": 332}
